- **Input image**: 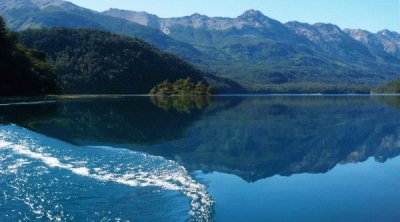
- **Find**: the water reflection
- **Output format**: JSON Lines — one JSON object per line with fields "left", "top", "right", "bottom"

{"left": 1, "top": 96, "right": 400, "bottom": 182}
{"left": 151, "top": 96, "right": 400, "bottom": 182}
{"left": 0, "top": 97, "right": 211, "bottom": 146}
{"left": 150, "top": 96, "right": 212, "bottom": 113}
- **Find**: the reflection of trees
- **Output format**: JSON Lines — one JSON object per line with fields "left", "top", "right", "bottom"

{"left": 375, "top": 96, "right": 400, "bottom": 112}
{"left": 150, "top": 96, "right": 212, "bottom": 113}
{"left": 0, "top": 97, "right": 208, "bottom": 145}
{"left": 3, "top": 96, "right": 400, "bottom": 182}
{"left": 0, "top": 101, "right": 60, "bottom": 126}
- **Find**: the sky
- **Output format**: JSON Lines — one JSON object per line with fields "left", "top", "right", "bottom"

{"left": 67, "top": 0, "right": 400, "bottom": 32}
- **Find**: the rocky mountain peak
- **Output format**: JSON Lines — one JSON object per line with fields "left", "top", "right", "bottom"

{"left": 236, "top": 9, "right": 281, "bottom": 30}
{"left": 378, "top": 29, "right": 400, "bottom": 39}
{"left": 0, "top": 0, "right": 80, "bottom": 16}
{"left": 344, "top": 29, "right": 372, "bottom": 39}
{"left": 31, "top": 0, "right": 79, "bottom": 10}
{"left": 314, "top": 23, "right": 341, "bottom": 32}
{"left": 240, "top": 9, "right": 265, "bottom": 18}
{"left": 189, "top": 13, "right": 209, "bottom": 20}
{"left": 103, "top": 8, "right": 160, "bottom": 28}
{"left": 189, "top": 13, "right": 208, "bottom": 19}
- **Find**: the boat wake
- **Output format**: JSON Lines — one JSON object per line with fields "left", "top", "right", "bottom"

{"left": 0, "top": 125, "right": 213, "bottom": 221}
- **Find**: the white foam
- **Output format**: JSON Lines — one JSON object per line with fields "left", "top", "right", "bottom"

{"left": 0, "top": 141, "right": 12, "bottom": 148}
{"left": 0, "top": 132, "right": 213, "bottom": 221}
{"left": 4, "top": 144, "right": 91, "bottom": 178}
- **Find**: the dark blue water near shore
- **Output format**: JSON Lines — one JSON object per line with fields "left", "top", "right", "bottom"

{"left": 1, "top": 96, "right": 400, "bottom": 221}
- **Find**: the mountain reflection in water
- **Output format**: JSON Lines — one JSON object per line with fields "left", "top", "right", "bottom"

{"left": 1, "top": 96, "right": 400, "bottom": 182}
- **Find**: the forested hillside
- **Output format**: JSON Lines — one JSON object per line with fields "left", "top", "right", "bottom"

{"left": 0, "top": 16, "right": 59, "bottom": 96}
{"left": 18, "top": 28, "right": 208, "bottom": 94}
{"left": 373, "top": 77, "right": 400, "bottom": 94}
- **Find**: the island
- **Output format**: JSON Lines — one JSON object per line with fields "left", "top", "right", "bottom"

{"left": 149, "top": 78, "right": 212, "bottom": 96}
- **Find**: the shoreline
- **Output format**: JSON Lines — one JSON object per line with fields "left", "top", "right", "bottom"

{"left": 1, "top": 93, "right": 400, "bottom": 101}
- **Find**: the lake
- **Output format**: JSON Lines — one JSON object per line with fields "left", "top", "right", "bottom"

{"left": 1, "top": 95, "right": 400, "bottom": 221}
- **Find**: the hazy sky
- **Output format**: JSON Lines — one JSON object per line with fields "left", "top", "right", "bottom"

{"left": 67, "top": 0, "right": 400, "bottom": 32}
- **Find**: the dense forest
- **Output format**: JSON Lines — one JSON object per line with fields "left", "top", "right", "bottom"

{"left": 149, "top": 78, "right": 212, "bottom": 95}
{"left": 0, "top": 16, "right": 59, "bottom": 96}
{"left": 18, "top": 28, "right": 209, "bottom": 94}
{"left": 373, "top": 77, "right": 400, "bottom": 94}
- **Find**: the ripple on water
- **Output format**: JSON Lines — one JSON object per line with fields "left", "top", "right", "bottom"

{"left": 0, "top": 125, "right": 213, "bottom": 221}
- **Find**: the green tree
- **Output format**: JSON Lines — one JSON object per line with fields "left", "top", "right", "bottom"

{"left": 150, "top": 78, "right": 212, "bottom": 95}
{"left": 0, "top": 16, "right": 60, "bottom": 96}
{"left": 18, "top": 28, "right": 207, "bottom": 94}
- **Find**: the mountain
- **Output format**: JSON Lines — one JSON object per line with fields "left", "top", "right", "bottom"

{"left": 104, "top": 8, "right": 400, "bottom": 91}
{"left": 2, "top": 0, "right": 400, "bottom": 93}
{"left": 104, "top": 9, "right": 400, "bottom": 60}
{"left": 0, "top": 16, "right": 59, "bottom": 96}
{"left": 345, "top": 29, "right": 400, "bottom": 58}
{"left": 104, "top": 9, "right": 304, "bottom": 47}
{"left": 18, "top": 28, "right": 234, "bottom": 94}
{"left": 286, "top": 22, "right": 374, "bottom": 62}
{"left": 0, "top": 0, "right": 205, "bottom": 62}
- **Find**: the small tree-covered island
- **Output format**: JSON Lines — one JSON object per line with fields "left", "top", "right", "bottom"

{"left": 149, "top": 78, "right": 212, "bottom": 96}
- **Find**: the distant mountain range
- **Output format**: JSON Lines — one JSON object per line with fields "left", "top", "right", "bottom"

{"left": 104, "top": 9, "right": 400, "bottom": 60}
{"left": 1, "top": 0, "right": 400, "bottom": 93}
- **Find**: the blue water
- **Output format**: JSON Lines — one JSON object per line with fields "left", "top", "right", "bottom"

{"left": 0, "top": 125, "right": 212, "bottom": 221}
{"left": 1, "top": 96, "right": 400, "bottom": 221}
{"left": 200, "top": 159, "right": 400, "bottom": 222}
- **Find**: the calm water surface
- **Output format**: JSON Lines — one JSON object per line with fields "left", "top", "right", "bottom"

{"left": 1, "top": 96, "right": 400, "bottom": 221}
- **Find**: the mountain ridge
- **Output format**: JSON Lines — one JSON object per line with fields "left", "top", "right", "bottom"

{"left": 104, "top": 8, "right": 400, "bottom": 58}
{"left": 0, "top": 0, "right": 207, "bottom": 62}
{"left": 103, "top": 7, "right": 400, "bottom": 91}
{"left": 2, "top": 0, "right": 400, "bottom": 93}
